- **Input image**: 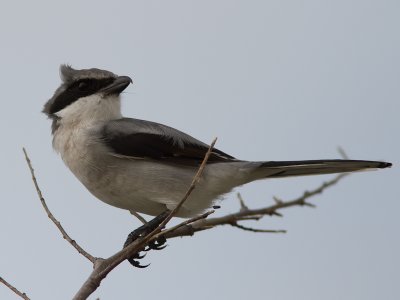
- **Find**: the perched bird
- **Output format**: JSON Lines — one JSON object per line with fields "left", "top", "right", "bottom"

{"left": 43, "top": 65, "right": 391, "bottom": 218}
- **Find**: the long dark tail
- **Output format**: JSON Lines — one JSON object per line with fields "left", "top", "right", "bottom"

{"left": 255, "top": 159, "right": 391, "bottom": 178}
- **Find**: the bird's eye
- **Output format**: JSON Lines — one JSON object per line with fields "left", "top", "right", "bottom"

{"left": 78, "top": 81, "right": 89, "bottom": 91}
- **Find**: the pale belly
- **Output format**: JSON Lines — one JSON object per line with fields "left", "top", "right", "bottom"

{"left": 67, "top": 155, "right": 238, "bottom": 217}
{"left": 54, "top": 126, "right": 246, "bottom": 217}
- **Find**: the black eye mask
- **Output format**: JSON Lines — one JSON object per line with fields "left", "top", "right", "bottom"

{"left": 47, "top": 77, "right": 115, "bottom": 115}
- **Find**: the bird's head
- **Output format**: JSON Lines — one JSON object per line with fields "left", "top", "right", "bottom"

{"left": 43, "top": 65, "right": 132, "bottom": 132}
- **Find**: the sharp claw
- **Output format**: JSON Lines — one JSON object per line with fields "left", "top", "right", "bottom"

{"left": 144, "top": 240, "right": 167, "bottom": 251}
{"left": 152, "top": 243, "right": 167, "bottom": 250}
{"left": 135, "top": 263, "right": 150, "bottom": 269}
{"left": 156, "top": 245, "right": 167, "bottom": 250}
{"left": 153, "top": 236, "right": 167, "bottom": 250}
{"left": 128, "top": 257, "right": 150, "bottom": 268}
{"left": 124, "top": 210, "right": 171, "bottom": 268}
{"left": 134, "top": 252, "right": 146, "bottom": 259}
{"left": 144, "top": 241, "right": 155, "bottom": 251}
{"left": 124, "top": 210, "right": 170, "bottom": 249}
{"left": 127, "top": 258, "right": 138, "bottom": 266}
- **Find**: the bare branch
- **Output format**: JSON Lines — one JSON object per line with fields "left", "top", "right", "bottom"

{"left": 165, "top": 172, "right": 348, "bottom": 239}
{"left": 230, "top": 222, "right": 286, "bottom": 233}
{"left": 0, "top": 276, "right": 30, "bottom": 300}
{"left": 154, "top": 210, "right": 215, "bottom": 240}
{"left": 22, "top": 148, "right": 95, "bottom": 263}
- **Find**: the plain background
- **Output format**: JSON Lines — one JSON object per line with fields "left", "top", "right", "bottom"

{"left": 0, "top": 1, "right": 398, "bottom": 299}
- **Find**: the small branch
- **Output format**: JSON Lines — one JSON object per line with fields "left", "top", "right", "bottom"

{"left": 22, "top": 148, "right": 95, "bottom": 263}
{"left": 0, "top": 276, "right": 30, "bottom": 300}
{"left": 153, "top": 210, "right": 215, "bottom": 240}
{"left": 230, "top": 222, "right": 286, "bottom": 234}
{"left": 164, "top": 172, "right": 348, "bottom": 239}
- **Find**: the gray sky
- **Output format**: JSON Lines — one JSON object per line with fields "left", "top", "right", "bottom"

{"left": 1, "top": 1, "right": 399, "bottom": 299}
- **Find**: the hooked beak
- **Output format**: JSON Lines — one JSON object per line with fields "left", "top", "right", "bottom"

{"left": 101, "top": 76, "right": 133, "bottom": 95}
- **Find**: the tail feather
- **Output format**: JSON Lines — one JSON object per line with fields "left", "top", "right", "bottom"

{"left": 257, "top": 159, "right": 391, "bottom": 178}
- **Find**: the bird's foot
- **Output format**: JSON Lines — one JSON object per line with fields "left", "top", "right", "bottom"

{"left": 123, "top": 210, "right": 170, "bottom": 268}
{"left": 144, "top": 235, "right": 167, "bottom": 251}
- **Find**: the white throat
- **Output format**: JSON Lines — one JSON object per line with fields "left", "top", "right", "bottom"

{"left": 52, "top": 93, "right": 123, "bottom": 167}
{"left": 55, "top": 94, "right": 122, "bottom": 126}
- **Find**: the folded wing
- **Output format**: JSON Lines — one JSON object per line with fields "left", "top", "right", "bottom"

{"left": 100, "top": 118, "right": 237, "bottom": 165}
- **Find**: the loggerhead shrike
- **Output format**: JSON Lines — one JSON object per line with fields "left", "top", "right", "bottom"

{"left": 43, "top": 65, "right": 391, "bottom": 218}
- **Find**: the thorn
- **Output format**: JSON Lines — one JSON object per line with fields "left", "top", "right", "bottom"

{"left": 303, "top": 202, "right": 317, "bottom": 208}
{"left": 273, "top": 196, "right": 283, "bottom": 204}
{"left": 237, "top": 193, "right": 249, "bottom": 211}
{"left": 337, "top": 146, "right": 350, "bottom": 159}
{"left": 270, "top": 211, "right": 283, "bottom": 217}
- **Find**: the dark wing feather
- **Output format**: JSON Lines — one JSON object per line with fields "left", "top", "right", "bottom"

{"left": 101, "top": 118, "right": 237, "bottom": 164}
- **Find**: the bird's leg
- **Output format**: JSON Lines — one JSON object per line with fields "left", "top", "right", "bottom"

{"left": 130, "top": 211, "right": 148, "bottom": 225}
{"left": 123, "top": 210, "right": 170, "bottom": 268}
